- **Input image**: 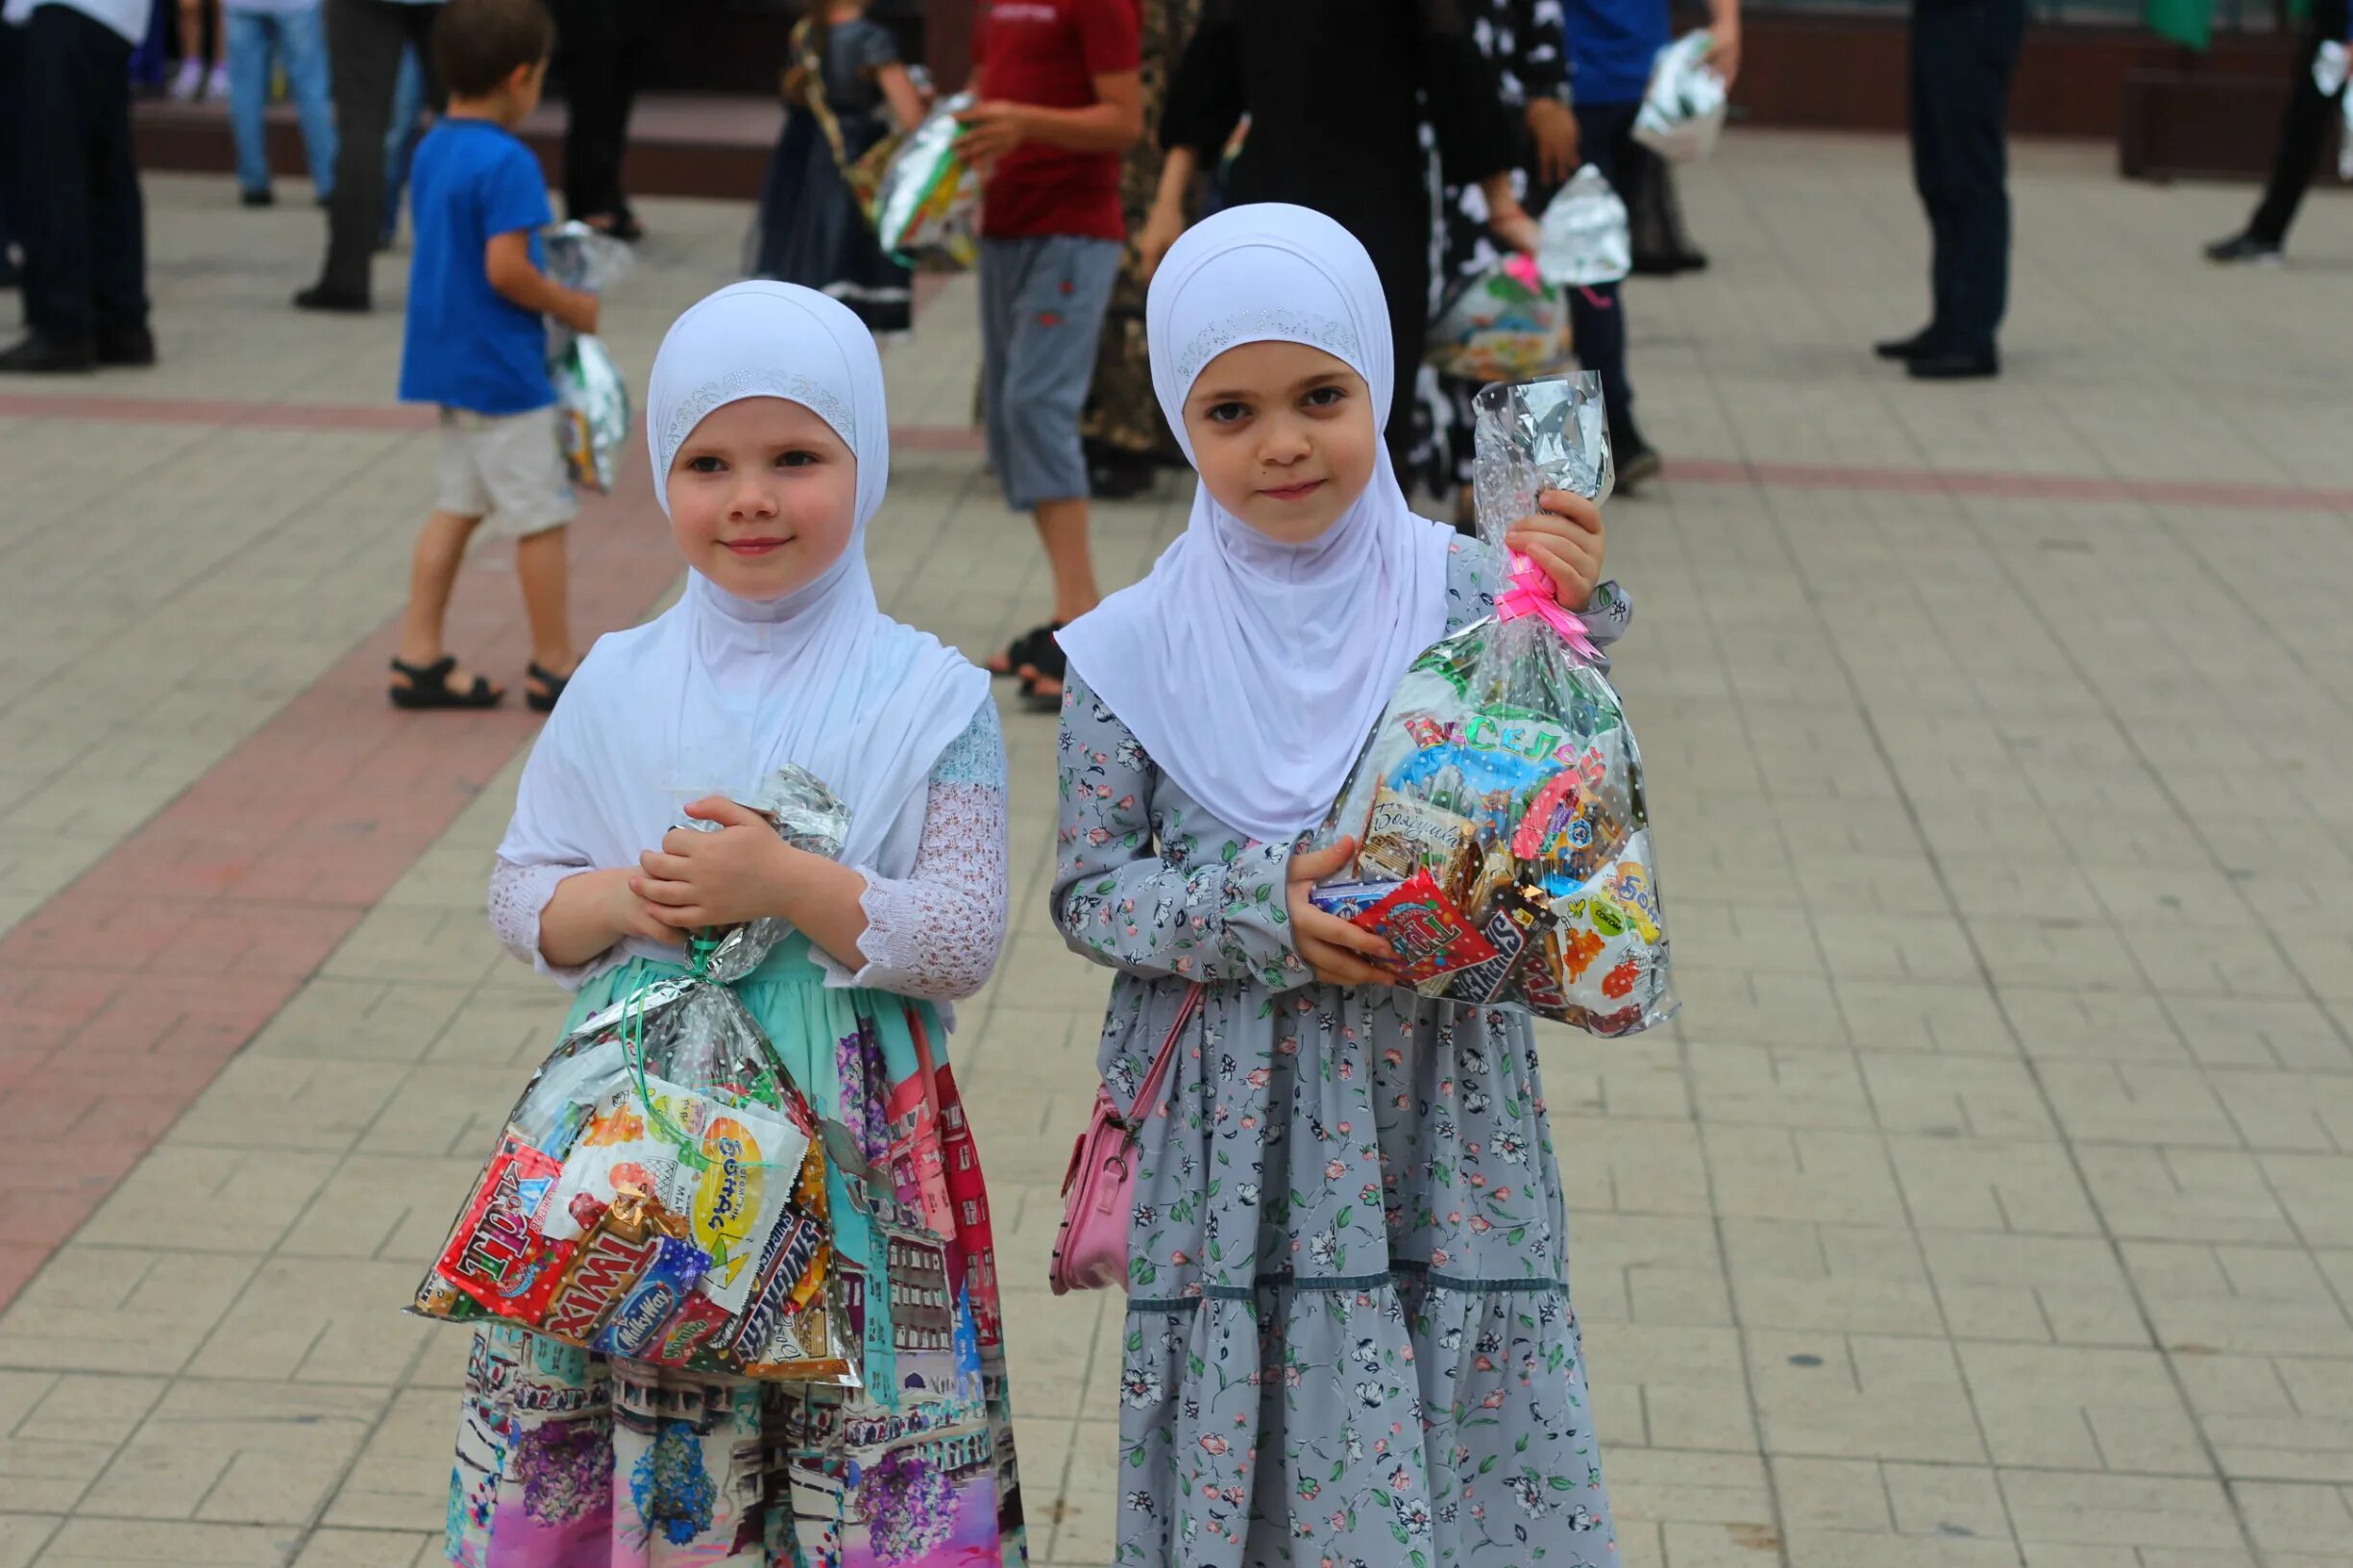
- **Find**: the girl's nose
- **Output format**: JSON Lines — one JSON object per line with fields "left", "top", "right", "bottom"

{"left": 729, "top": 477, "right": 779, "bottom": 518}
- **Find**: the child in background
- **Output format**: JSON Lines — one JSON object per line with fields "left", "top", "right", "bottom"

{"left": 222, "top": 0, "right": 336, "bottom": 208}
{"left": 170, "top": 0, "right": 223, "bottom": 99}
{"left": 463, "top": 279, "right": 1025, "bottom": 1566}
{"left": 1050, "top": 204, "right": 1629, "bottom": 1566}
{"left": 391, "top": 0, "right": 595, "bottom": 712}
{"left": 748, "top": 0, "right": 930, "bottom": 334}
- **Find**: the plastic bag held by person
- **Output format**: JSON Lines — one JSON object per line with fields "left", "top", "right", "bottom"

{"left": 545, "top": 221, "right": 634, "bottom": 494}
{"left": 1538, "top": 166, "right": 1631, "bottom": 289}
{"left": 1308, "top": 374, "right": 1677, "bottom": 1037}
{"left": 872, "top": 92, "right": 982, "bottom": 268}
{"left": 2320, "top": 41, "right": 2353, "bottom": 179}
{"left": 411, "top": 767, "right": 866, "bottom": 1384}
{"left": 1633, "top": 32, "right": 1729, "bottom": 164}
{"left": 1426, "top": 251, "right": 1573, "bottom": 383}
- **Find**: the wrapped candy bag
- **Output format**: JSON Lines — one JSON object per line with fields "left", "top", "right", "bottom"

{"left": 411, "top": 767, "right": 863, "bottom": 1383}
{"left": 872, "top": 93, "right": 981, "bottom": 268}
{"left": 1538, "top": 165, "right": 1630, "bottom": 289}
{"left": 1426, "top": 252, "right": 1571, "bottom": 382}
{"left": 1309, "top": 373, "right": 1676, "bottom": 1037}
{"left": 1633, "top": 32, "right": 1728, "bottom": 164}
{"left": 545, "top": 221, "right": 634, "bottom": 493}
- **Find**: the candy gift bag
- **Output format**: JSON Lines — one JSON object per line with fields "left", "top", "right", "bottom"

{"left": 871, "top": 93, "right": 982, "bottom": 269}
{"left": 1633, "top": 32, "right": 1729, "bottom": 164}
{"left": 412, "top": 768, "right": 861, "bottom": 1383}
{"left": 1310, "top": 373, "right": 1677, "bottom": 1037}
{"left": 545, "top": 221, "right": 634, "bottom": 494}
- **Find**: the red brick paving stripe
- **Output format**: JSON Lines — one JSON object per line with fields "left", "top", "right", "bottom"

{"left": 10, "top": 392, "right": 2353, "bottom": 512}
{"left": 0, "top": 455, "right": 679, "bottom": 1309}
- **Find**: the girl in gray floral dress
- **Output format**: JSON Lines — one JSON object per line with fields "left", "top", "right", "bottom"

{"left": 1050, "top": 204, "right": 1629, "bottom": 1568}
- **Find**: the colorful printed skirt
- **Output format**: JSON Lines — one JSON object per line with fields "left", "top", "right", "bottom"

{"left": 446, "top": 944, "right": 1028, "bottom": 1568}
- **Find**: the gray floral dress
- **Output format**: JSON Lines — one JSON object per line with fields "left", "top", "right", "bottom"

{"left": 1050, "top": 537, "right": 1630, "bottom": 1568}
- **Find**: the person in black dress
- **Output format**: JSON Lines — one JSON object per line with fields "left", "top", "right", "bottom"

{"left": 1140, "top": 0, "right": 1540, "bottom": 476}
{"left": 2204, "top": 0, "right": 2349, "bottom": 266}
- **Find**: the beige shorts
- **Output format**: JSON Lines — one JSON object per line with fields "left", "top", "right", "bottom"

{"left": 435, "top": 406, "right": 578, "bottom": 540}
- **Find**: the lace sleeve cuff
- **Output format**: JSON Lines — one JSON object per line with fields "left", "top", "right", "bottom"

{"left": 486, "top": 857, "right": 620, "bottom": 992}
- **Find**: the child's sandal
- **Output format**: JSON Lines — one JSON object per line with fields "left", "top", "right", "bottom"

{"left": 388, "top": 655, "right": 504, "bottom": 710}
{"left": 1017, "top": 636, "right": 1068, "bottom": 714}
{"left": 526, "top": 662, "right": 573, "bottom": 714}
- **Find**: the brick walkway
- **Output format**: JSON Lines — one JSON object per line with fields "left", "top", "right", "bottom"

{"left": 0, "top": 140, "right": 2349, "bottom": 1567}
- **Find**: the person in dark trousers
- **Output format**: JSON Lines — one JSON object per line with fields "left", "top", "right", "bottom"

{"left": 0, "top": 11, "right": 23, "bottom": 287}
{"left": 2205, "top": 0, "right": 2349, "bottom": 265}
{"left": 0, "top": 0, "right": 156, "bottom": 373}
{"left": 295, "top": 0, "right": 446, "bottom": 313}
{"left": 549, "top": 0, "right": 650, "bottom": 240}
{"left": 1876, "top": 0, "right": 2024, "bottom": 380}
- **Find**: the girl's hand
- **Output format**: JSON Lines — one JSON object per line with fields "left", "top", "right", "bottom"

{"left": 594, "top": 867, "right": 687, "bottom": 948}
{"left": 1286, "top": 838, "right": 1400, "bottom": 989}
{"left": 632, "top": 797, "right": 791, "bottom": 932}
{"left": 1506, "top": 488, "right": 1605, "bottom": 606}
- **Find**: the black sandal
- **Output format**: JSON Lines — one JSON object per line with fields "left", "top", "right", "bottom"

{"left": 389, "top": 654, "right": 503, "bottom": 710}
{"left": 526, "top": 662, "right": 574, "bottom": 714}
{"left": 985, "top": 621, "right": 1063, "bottom": 680}
{"left": 1017, "top": 631, "right": 1068, "bottom": 714}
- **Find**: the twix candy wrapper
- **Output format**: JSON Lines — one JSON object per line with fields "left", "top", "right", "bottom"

{"left": 536, "top": 1189, "right": 687, "bottom": 1345}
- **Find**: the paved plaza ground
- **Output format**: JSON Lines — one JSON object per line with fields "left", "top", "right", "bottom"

{"left": 0, "top": 134, "right": 2351, "bottom": 1567}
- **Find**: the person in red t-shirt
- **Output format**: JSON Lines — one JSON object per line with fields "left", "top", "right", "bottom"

{"left": 954, "top": 0, "right": 1141, "bottom": 711}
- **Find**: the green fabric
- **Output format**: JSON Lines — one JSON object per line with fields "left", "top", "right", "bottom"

{"left": 2147, "top": 0, "right": 2213, "bottom": 48}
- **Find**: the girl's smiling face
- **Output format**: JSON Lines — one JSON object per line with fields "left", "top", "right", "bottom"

{"left": 1182, "top": 340, "right": 1379, "bottom": 545}
{"left": 666, "top": 397, "right": 858, "bottom": 599}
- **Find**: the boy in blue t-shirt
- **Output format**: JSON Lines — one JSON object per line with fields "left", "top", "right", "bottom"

{"left": 391, "top": 0, "right": 599, "bottom": 712}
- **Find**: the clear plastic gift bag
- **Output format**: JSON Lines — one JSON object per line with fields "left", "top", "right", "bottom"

{"left": 410, "top": 767, "right": 863, "bottom": 1383}
{"left": 872, "top": 93, "right": 982, "bottom": 269}
{"left": 1309, "top": 373, "right": 1677, "bottom": 1037}
{"left": 1538, "top": 165, "right": 1630, "bottom": 289}
{"left": 545, "top": 220, "right": 633, "bottom": 494}
{"left": 1633, "top": 32, "right": 1729, "bottom": 164}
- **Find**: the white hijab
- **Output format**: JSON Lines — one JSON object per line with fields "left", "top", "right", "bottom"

{"left": 1055, "top": 205, "right": 1456, "bottom": 844}
{"left": 500, "top": 281, "right": 987, "bottom": 971}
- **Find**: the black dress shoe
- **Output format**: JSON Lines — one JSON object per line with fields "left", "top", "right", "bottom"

{"left": 2204, "top": 232, "right": 2283, "bottom": 266}
{"left": 240, "top": 186, "right": 274, "bottom": 208}
{"left": 0, "top": 332, "right": 96, "bottom": 373}
{"left": 1907, "top": 344, "right": 1999, "bottom": 380}
{"left": 96, "top": 326, "right": 157, "bottom": 367}
{"left": 294, "top": 282, "right": 371, "bottom": 313}
{"left": 1875, "top": 327, "right": 1944, "bottom": 361}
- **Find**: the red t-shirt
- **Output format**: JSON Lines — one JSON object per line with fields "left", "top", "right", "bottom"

{"left": 973, "top": 0, "right": 1140, "bottom": 241}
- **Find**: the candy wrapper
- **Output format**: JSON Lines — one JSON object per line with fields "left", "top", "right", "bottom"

{"left": 872, "top": 92, "right": 980, "bottom": 268}
{"left": 1633, "top": 33, "right": 1728, "bottom": 165}
{"left": 544, "top": 221, "right": 633, "bottom": 494}
{"left": 1426, "top": 252, "right": 1572, "bottom": 383}
{"left": 412, "top": 766, "right": 861, "bottom": 1384}
{"left": 1537, "top": 165, "right": 1630, "bottom": 290}
{"left": 1310, "top": 372, "right": 1676, "bottom": 1036}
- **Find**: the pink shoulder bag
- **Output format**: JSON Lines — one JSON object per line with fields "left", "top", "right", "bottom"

{"left": 1049, "top": 984, "right": 1204, "bottom": 1295}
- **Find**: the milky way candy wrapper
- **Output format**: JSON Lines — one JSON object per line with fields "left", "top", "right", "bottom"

{"left": 1310, "top": 878, "right": 1402, "bottom": 924}
{"left": 1360, "top": 870, "right": 1499, "bottom": 987}
{"left": 590, "top": 1236, "right": 712, "bottom": 1360}
{"left": 534, "top": 1191, "right": 682, "bottom": 1345}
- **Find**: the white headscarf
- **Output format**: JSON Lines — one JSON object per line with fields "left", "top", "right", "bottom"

{"left": 500, "top": 282, "right": 987, "bottom": 972}
{"left": 1055, "top": 204, "right": 1456, "bottom": 844}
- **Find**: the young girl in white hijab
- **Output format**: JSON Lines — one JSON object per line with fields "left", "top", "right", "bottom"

{"left": 461, "top": 281, "right": 1027, "bottom": 1568}
{"left": 1051, "top": 205, "right": 1629, "bottom": 1567}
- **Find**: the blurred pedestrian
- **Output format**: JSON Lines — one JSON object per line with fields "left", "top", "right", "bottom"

{"left": 1142, "top": 0, "right": 1543, "bottom": 475}
{"left": 380, "top": 42, "right": 429, "bottom": 244}
{"left": 294, "top": 0, "right": 445, "bottom": 313}
{"left": 1556, "top": 0, "right": 1741, "bottom": 484}
{"left": 1411, "top": 0, "right": 1577, "bottom": 521}
{"left": 1875, "top": 0, "right": 2022, "bottom": 380}
{"left": 0, "top": 0, "right": 156, "bottom": 373}
{"left": 224, "top": 0, "right": 338, "bottom": 206}
{"left": 390, "top": 0, "right": 596, "bottom": 711}
{"left": 549, "top": 0, "right": 650, "bottom": 240}
{"left": 1076, "top": 0, "right": 1197, "bottom": 502}
{"left": 956, "top": 0, "right": 1143, "bottom": 711}
{"left": 1627, "top": 144, "right": 1705, "bottom": 274}
{"left": 0, "top": 10, "right": 23, "bottom": 287}
{"left": 169, "top": 0, "right": 223, "bottom": 97}
{"left": 2204, "top": 0, "right": 2349, "bottom": 266}
{"left": 748, "top": 0, "right": 929, "bottom": 332}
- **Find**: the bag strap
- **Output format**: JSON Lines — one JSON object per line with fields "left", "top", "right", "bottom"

{"left": 1121, "top": 983, "right": 1203, "bottom": 1126}
{"left": 792, "top": 18, "right": 862, "bottom": 184}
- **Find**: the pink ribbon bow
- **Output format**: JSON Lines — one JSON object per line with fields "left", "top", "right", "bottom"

{"left": 1496, "top": 549, "right": 1599, "bottom": 661}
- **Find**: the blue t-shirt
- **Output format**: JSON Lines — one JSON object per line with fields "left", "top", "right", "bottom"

{"left": 399, "top": 119, "right": 555, "bottom": 416}
{"left": 1563, "top": 0, "right": 1669, "bottom": 106}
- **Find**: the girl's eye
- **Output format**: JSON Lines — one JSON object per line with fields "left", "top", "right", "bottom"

{"left": 1206, "top": 402, "right": 1251, "bottom": 425}
{"left": 1303, "top": 385, "right": 1346, "bottom": 409}
{"left": 776, "top": 450, "right": 820, "bottom": 468}
{"left": 686, "top": 455, "right": 725, "bottom": 474}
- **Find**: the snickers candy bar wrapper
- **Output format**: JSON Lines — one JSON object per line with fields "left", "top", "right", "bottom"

{"left": 409, "top": 768, "right": 861, "bottom": 1382}
{"left": 1311, "top": 373, "right": 1678, "bottom": 1037}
